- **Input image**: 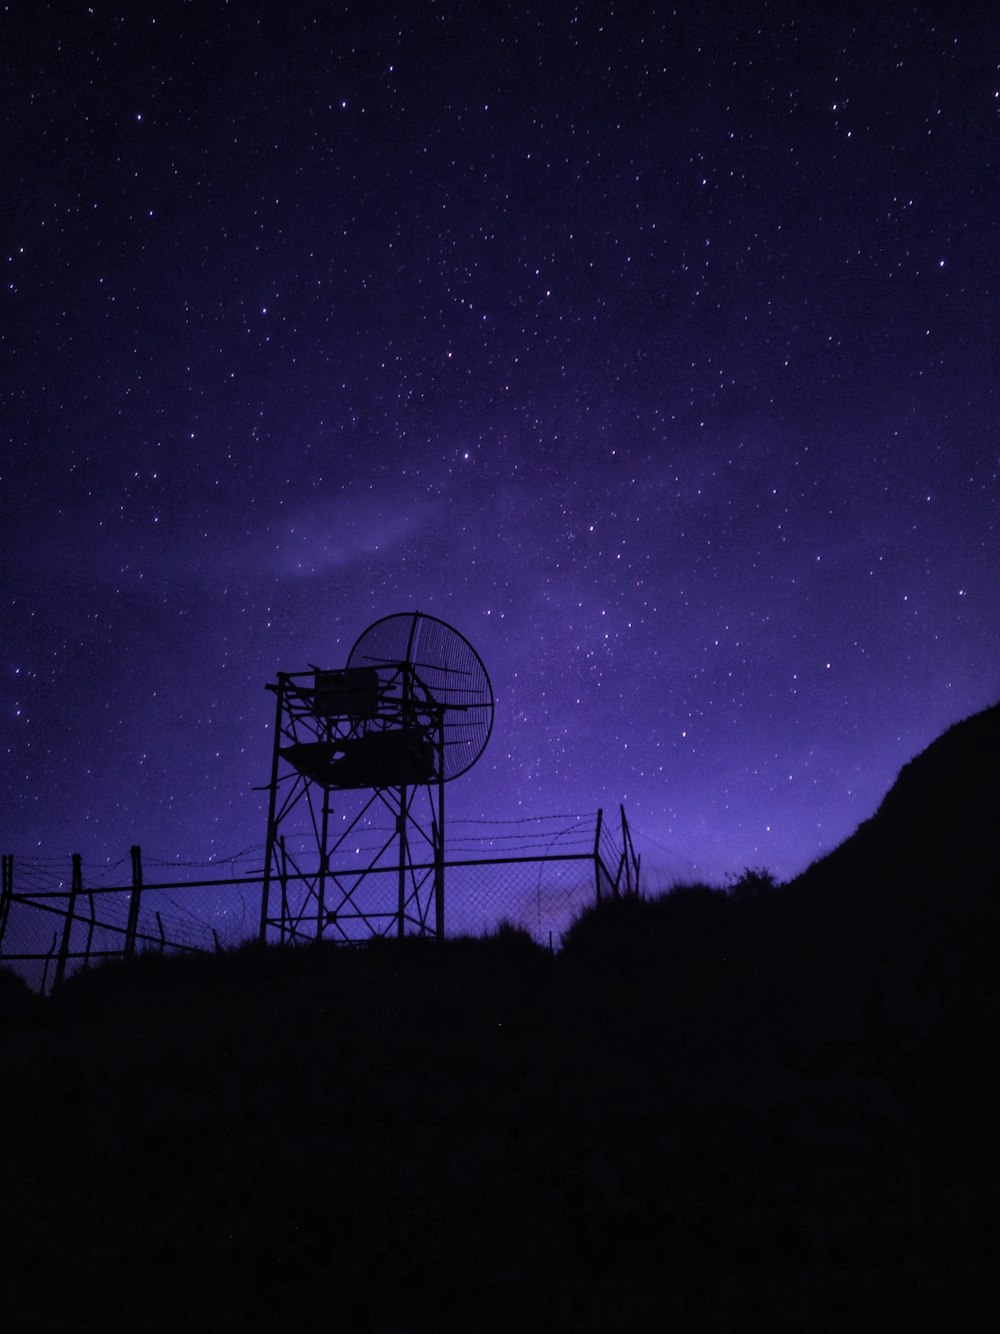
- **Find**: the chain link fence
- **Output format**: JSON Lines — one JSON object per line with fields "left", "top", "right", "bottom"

{"left": 1, "top": 811, "right": 639, "bottom": 993}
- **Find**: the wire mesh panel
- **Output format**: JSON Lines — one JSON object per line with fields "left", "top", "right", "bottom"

{"left": 0, "top": 854, "right": 262, "bottom": 992}
{"left": 442, "top": 858, "right": 600, "bottom": 945}
{"left": 0, "top": 901, "right": 62, "bottom": 993}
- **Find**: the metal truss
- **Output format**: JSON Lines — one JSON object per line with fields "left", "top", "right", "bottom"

{"left": 258, "top": 668, "right": 446, "bottom": 944}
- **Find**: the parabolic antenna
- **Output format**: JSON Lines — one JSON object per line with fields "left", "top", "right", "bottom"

{"left": 347, "top": 611, "right": 494, "bottom": 781}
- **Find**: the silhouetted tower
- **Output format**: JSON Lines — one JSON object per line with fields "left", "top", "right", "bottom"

{"left": 258, "top": 612, "right": 494, "bottom": 944}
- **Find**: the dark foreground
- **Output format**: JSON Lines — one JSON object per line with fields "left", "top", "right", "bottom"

{"left": 2, "top": 887, "right": 998, "bottom": 1334}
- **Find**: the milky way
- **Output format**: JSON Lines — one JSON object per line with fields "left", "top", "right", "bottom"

{"left": 3, "top": 3, "right": 998, "bottom": 887}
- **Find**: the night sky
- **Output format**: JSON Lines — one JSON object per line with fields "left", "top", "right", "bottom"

{"left": 3, "top": 2, "right": 998, "bottom": 890}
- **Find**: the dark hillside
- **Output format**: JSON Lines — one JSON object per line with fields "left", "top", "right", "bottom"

{"left": 782, "top": 702, "right": 1000, "bottom": 1043}
{"left": 1, "top": 710, "right": 999, "bottom": 1331}
{"left": 793, "top": 701, "right": 1000, "bottom": 910}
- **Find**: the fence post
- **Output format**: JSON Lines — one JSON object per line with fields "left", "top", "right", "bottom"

{"left": 594, "top": 808, "right": 604, "bottom": 903}
{"left": 53, "top": 853, "right": 82, "bottom": 991}
{"left": 624, "top": 800, "right": 637, "bottom": 896}
{"left": 614, "top": 853, "right": 626, "bottom": 896}
{"left": 0, "top": 854, "right": 12, "bottom": 955}
{"left": 84, "top": 884, "right": 97, "bottom": 969}
{"left": 41, "top": 930, "right": 58, "bottom": 995}
{"left": 125, "top": 845, "right": 143, "bottom": 958}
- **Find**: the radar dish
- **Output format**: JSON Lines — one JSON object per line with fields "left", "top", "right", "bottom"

{"left": 347, "top": 611, "right": 494, "bottom": 781}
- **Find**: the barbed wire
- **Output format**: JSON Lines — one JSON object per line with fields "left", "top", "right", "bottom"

{"left": 456, "top": 812, "right": 595, "bottom": 826}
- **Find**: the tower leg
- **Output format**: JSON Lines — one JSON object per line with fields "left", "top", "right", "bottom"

{"left": 434, "top": 773, "right": 445, "bottom": 941}
{"left": 397, "top": 785, "right": 407, "bottom": 938}
{"left": 260, "top": 677, "right": 287, "bottom": 943}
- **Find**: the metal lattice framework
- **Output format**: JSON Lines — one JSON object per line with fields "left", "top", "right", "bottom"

{"left": 258, "top": 612, "right": 494, "bottom": 944}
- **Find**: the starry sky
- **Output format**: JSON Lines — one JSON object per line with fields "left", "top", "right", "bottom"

{"left": 3, "top": 2, "right": 998, "bottom": 890}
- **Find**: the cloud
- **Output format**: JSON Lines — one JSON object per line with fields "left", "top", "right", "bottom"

{"left": 8, "top": 486, "right": 442, "bottom": 601}
{"left": 266, "top": 494, "right": 438, "bottom": 579}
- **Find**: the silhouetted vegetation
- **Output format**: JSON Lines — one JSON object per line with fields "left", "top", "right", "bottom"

{"left": 2, "top": 704, "right": 999, "bottom": 1331}
{"left": 0, "top": 963, "right": 40, "bottom": 1028}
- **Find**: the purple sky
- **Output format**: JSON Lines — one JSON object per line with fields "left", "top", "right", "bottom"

{"left": 3, "top": 3, "right": 998, "bottom": 888}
